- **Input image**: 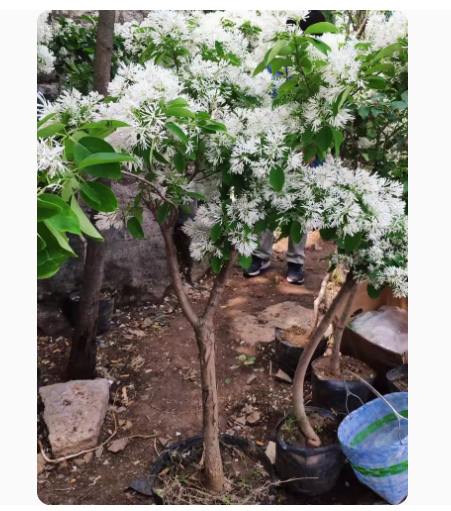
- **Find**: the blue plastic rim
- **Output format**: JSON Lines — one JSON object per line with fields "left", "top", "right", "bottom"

{"left": 338, "top": 392, "right": 408, "bottom": 505}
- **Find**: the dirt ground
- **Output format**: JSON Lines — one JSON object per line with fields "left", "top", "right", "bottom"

{"left": 37, "top": 233, "right": 385, "bottom": 505}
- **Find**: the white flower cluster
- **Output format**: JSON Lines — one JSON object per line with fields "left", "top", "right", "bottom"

{"left": 37, "top": 11, "right": 55, "bottom": 75}
{"left": 37, "top": 136, "right": 65, "bottom": 178}
{"left": 366, "top": 11, "right": 408, "bottom": 51}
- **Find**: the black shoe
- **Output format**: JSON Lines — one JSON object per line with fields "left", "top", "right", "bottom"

{"left": 243, "top": 256, "right": 271, "bottom": 277}
{"left": 286, "top": 263, "right": 305, "bottom": 284}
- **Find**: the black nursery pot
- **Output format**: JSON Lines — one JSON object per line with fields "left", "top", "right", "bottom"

{"left": 311, "top": 356, "right": 376, "bottom": 415}
{"left": 275, "top": 328, "right": 328, "bottom": 379}
{"left": 141, "top": 435, "right": 276, "bottom": 504}
{"left": 66, "top": 291, "right": 114, "bottom": 335}
{"left": 274, "top": 408, "right": 345, "bottom": 496}
{"left": 386, "top": 364, "right": 408, "bottom": 393}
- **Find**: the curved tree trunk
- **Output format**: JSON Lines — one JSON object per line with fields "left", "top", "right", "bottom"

{"left": 195, "top": 321, "right": 225, "bottom": 493}
{"left": 292, "top": 273, "right": 355, "bottom": 447}
{"left": 66, "top": 11, "right": 116, "bottom": 380}
{"left": 330, "top": 281, "right": 358, "bottom": 377}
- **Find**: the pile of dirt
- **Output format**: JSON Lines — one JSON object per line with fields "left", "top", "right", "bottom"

{"left": 278, "top": 325, "right": 310, "bottom": 347}
{"left": 312, "top": 355, "right": 375, "bottom": 381}
{"left": 278, "top": 412, "right": 339, "bottom": 448}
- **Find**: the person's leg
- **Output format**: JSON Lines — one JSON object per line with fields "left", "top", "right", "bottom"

{"left": 286, "top": 231, "right": 307, "bottom": 284}
{"left": 243, "top": 230, "right": 273, "bottom": 277}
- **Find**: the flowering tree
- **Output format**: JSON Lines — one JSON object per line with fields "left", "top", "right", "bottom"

{"left": 37, "top": 11, "right": 55, "bottom": 76}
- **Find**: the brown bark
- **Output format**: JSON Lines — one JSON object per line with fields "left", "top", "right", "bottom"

{"left": 330, "top": 281, "right": 359, "bottom": 377}
{"left": 93, "top": 11, "right": 116, "bottom": 96}
{"left": 308, "top": 272, "right": 331, "bottom": 337}
{"left": 292, "top": 273, "right": 356, "bottom": 447}
{"left": 66, "top": 11, "right": 116, "bottom": 380}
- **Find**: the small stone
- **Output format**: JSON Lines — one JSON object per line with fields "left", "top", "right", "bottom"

{"left": 265, "top": 441, "right": 276, "bottom": 465}
{"left": 314, "top": 243, "right": 322, "bottom": 251}
{"left": 37, "top": 453, "right": 46, "bottom": 476}
{"left": 246, "top": 411, "right": 261, "bottom": 425}
{"left": 95, "top": 446, "right": 104, "bottom": 458}
{"left": 108, "top": 437, "right": 129, "bottom": 453}
{"left": 158, "top": 437, "right": 170, "bottom": 447}
{"left": 123, "top": 420, "right": 133, "bottom": 431}
{"left": 143, "top": 317, "right": 153, "bottom": 327}
{"left": 74, "top": 458, "right": 85, "bottom": 467}
{"left": 83, "top": 452, "right": 94, "bottom": 463}
{"left": 274, "top": 369, "right": 292, "bottom": 384}
{"left": 246, "top": 375, "right": 257, "bottom": 385}
{"left": 235, "top": 417, "right": 246, "bottom": 426}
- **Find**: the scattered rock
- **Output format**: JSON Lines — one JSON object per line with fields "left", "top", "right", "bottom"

{"left": 274, "top": 369, "right": 292, "bottom": 384}
{"left": 39, "top": 379, "right": 110, "bottom": 457}
{"left": 246, "top": 375, "right": 257, "bottom": 385}
{"left": 158, "top": 437, "right": 170, "bottom": 447}
{"left": 83, "top": 452, "right": 94, "bottom": 463}
{"left": 74, "top": 458, "right": 85, "bottom": 467}
{"left": 143, "top": 318, "right": 153, "bottom": 328}
{"left": 235, "top": 417, "right": 246, "bottom": 426}
{"left": 128, "top": 329, "right": 145, "bottom": 337}
{"left": 122, "top": 420, "right": 133, "bottom": 431}
{"left": 37, "top": 453, "right": 46, "bottom": 476}
{"left": 265, "top": 441, "right": 276, "bottom": 465}
{"left": 246, "top": 411, "right": 261, "bottom": 425}
{"left": 314, "top": 243, "right": 322, "bottom": 251}
{"left": 108, "top": 437, "right": 129, "bottom": 453}
{"left": 95, "top": 446, "right": 104, "bottom": 458}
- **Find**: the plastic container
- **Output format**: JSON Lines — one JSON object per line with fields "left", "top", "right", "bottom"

{"left": 275, "top": 328, "right": 327, "bottom": 379}
{"left": 131, "top": 434, "right": 276, "bottom": 503}
{"left": 311, "top": 356, "right": 377, "bottom": 414}
{"left": 338, "top": 392, "right": 408, "bottom": 505}
{"left": 386, "top": 364, "right": 408, "bottom": 393}
{"left": 65, "top": 291, "right": 114, "bottom": 335}
{"left": 274, "top": 407, "right": 345, "bottom": 495}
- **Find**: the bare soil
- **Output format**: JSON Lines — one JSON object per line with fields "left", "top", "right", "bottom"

{"left": 278, "top": 325, "right": 310, "bottom": 347}
{"left": 312, "top": 355, "right": 376, "bottom": 382}
{"left": 279, "top": 411, "right": 339, "bottom": 448}
{"left": 392, "top": 374, "right": 408, "bottom": 392}
{"left": 37, "top": 234, "right": 385, "bottom": 505}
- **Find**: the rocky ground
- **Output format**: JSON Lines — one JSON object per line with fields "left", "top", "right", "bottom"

{"left": 37, "top": 233, "right": 385, "bottom": 505}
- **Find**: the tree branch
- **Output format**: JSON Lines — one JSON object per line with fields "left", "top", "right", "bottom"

{"left": 356, "top": 11, "right": 369, "bottom": 38}
{"left": 203, "top": 254, "right": 237, "bottom": 322}
{"left": 308, "top": 272, "right": 331, "bottom": 338}
{"left": 122, "top": 170, "right": 176, "bottom": 208}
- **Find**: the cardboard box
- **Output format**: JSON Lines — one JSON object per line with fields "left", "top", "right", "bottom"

{"left": 339, "top": 282, "right": 408, "bottom": 384}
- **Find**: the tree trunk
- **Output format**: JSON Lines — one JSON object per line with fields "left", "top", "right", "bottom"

{"left": 330, "top": 281, "right": 358, "bottom": 377}
{"left": 93, "top": 11, "right": 116, "bottom": 96}
{"left": 292, "top": 273, "right": 355, "bottom": 447}
{"left": 195, "top": 320, "right": 225, "bottom": 493}
{"left": 67, "top": 240, "right": 106, "bottom": 380}
{"left": 66, "top": 11, "right": 115, "bottom": 380}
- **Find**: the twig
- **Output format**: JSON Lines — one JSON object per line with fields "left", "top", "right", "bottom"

{"left": 356, "top": 11, "right": 369, "bottom": 37}
{"left": 125, "top": 434, "right": 157, "bottom": 440}
{"left": 154, "top": 437, "right": 161, "bottom": 457}
{"left": 308, "top": 272, "right": 331, "bottom": 338}
{"left": 122, "top": 170, "right": 176, "bottom": 208}
{"left": 39, "top": 387, "right": 121, "bottom": 464}
{"left": 255, "top": 476, "right": 319, "bottom": 493}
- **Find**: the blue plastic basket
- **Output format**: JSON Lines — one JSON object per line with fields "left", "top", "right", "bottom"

{"left": 338, "top": 392, "right": 408, "bottom": 505}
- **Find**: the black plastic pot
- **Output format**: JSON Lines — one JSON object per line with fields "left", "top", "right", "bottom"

{"left": 65, "top": 291, "right": 114, "bottom": 335}
{"left": 311, "top": 356, "right": 377, "bottom": 414}
{"left": 275, "top": 328, "right": 328, "bottom": 379}
{"left": 274, "top": 407, "right": 345, "bottom": 495}
{"left": 386, "top": 364, "right": 408, "bottom": 393}
{"left": 131, "top": 434, "right": 276, "bottom": 504}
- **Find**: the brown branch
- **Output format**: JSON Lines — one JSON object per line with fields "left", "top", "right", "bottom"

{"left": 308, "top": 272, "right": 331, "bottom": 337}
{"left": 93, "top": 11, "right": 116, "bottom": 97}
{"left": 122, "top": 170, "right": 176, "bottom": 208}
{"left": 202, "top": 253, "right": 237, "bottom": 322}
{"left": 356, "top": 11, "right": 369, "bottom": 38}
{"left": 330, "top": 281, "right": 359, "bottom": 377}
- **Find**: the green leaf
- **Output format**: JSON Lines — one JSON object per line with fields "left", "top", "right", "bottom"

{"left": 70, "top": 196, "right": 103, "bottom": 242}
{"left": 278, "top": 79, "right": 296, "bottom": 93}
{"left": 332, "top": 129, "right": 344, "bottom": 156}
{"left": 317, "top": 126, "right": 333, "bottom": 153}
{"left": 392, "top": 101, "right": 407, "bottom": 110}
{"left": 37, "top": 199, "right": 62, "bottom": 221}
{"left": 157, "top": 202, "right": 171, "bottom": 224}
{"left": 196, "top": 111, "right": 211, "bottom": 120}
{"left": 37, "top": 123, "right": 65, "bottom": 140}
{"left": 403, "top": 180, "right": 408, "bottom": 194}
{"left": 365, "top": 76, "right": 387, "bottom": 90}
{"left": 165, "top": 107, "right": 195, "bottom": 119}
{"left": 153, "top": 150, "right": 170, "bottom": 164}
{"left": 80, "top": 183, "right": 102, "bottom": 204}
{"left": 79, "top": 152, "right": 135, "bottom": 168}
{"left": 303, "top": 143, "right": 317, "bottom": 164}
{"left": 304, "top": 22, "right": 338, "bottom": 35}
{"left": 187, "top": 192, "right": 205, "bottom": 200}
{"left": 305, "top": 36, "right": 331, "bottom": 56}
{"left": 80, "top": 182, "right": 118, "bottom": 212}
{"left": 253, "top": 60, "right": 267, "bottom": 76}
{"left": 37, "top": 233, "right": 46, "bottom": 251}
{"left": 211, "top": 256, "right": 223, "bottom": 274}
{"left": 333, "top": 85, "right": 353, "bottom": 115}
{"left": 46, "top": 209, "right": 80, "bottom": 235}
{"left": 290, "top": 221, "right": 303, "bottom": 244}
{"left": 166, "top": 122, "right": 188, "bottom": 145}
{"left": 269, "top": 166, "right": 285, "bottom": 192}
{"left": 358, "top": 105, "right": 371, "bottom": 119}
{"left": 238, "top": 255, "right": 252, "bottom": 269}
{"left": 80, "top": 120, "right": 129, "bottom": 129}
{"left": 167, "top": 98, "right": 189, "bottom": 107}
{"left": 365, "top": 63, "right": 395, "bottom": 76}
{"left": 37, "top": 113, "right": 56, "bottom": 129}
{"left": 37, "top": 259, "right": 61, "bottom": 279}
{"left": 74, "top": 136, "right": 114, "bottom": 164}
{"left": 222, "top": 167, "right": 233, "bottom": 186}
{"left": 37, "top": 249, "right": 49, "bottom": 267}
{"left": 174, "top": 153, "right": 185, "bottom": 172}
{"left": 211, "top": 223, "right": 222, "bottom": 242}
{"left": 254, "top": 219, "right": 267, "bottom": 235}
{"left": 367, "top": 283, "right": 384, "bottom": 300}
{"left": 373, "top": 43, "right": 401, "bottom": 62}
{"left": 320, "top": 228, "right": 337, "bottom": 241}
{"left": 266, "top": 40, "right": 288, "bottom": 65}
{"left": 127, "top": 217, "right": 145, "bottom": 240}
{"left": 278, "top": 43, "right": 295, "bottom": 56}
{"left": 344, "top": 232, "right": 363, "bottom": 253}
{"left": 43, "top": 221, "right": 77, "bottom": 258}
{"left": 270, "top": 58, "right": 292, "bottom": 75}
{"left": 401, "top": 90, "right": 408, "bottom": 103}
